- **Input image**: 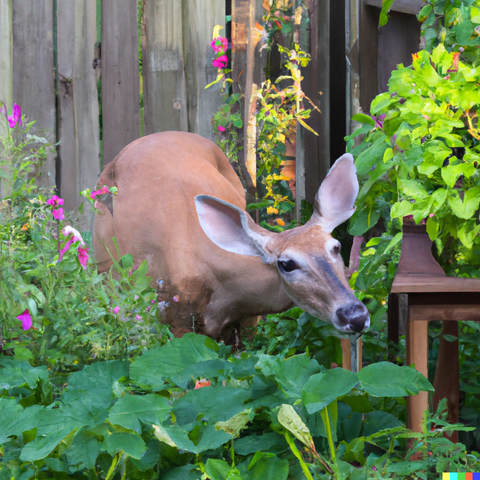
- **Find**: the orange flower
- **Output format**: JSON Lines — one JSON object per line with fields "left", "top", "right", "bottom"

{"left": 22, "top": 223, "right": 29, "bottom": 231}
{"left": 276, "top": 218, "right": 285, "bottom": 226}
{"left": 194, "top": 379, "right": 211, "bottom": 389}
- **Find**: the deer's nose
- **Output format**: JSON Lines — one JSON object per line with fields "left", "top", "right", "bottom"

{"left": 336, "top": 303, "right": 370, "bottom": 333}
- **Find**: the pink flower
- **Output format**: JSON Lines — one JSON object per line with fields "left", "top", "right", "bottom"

{"left": 195, "top": 379, "right": 211, "bottom": 389}
{"left": 429, "top": 213, "right": 434, "bottom": 217}
{"left": 173, "top": 295, "right": 179, "bottom": 302}
{"left": 47, "top": 194, "right": 64, "bottom": 206}
{"left": 102, "top": 186, "right": 109, "bottom": 194}
{"left": 52, "top": 208, "right": 65, "bottom": 220}
{"left": 17, "top": 309, "right": 32, "bottom": 331}
{"left": 62, "top": 226, "right": 84, "bottom": 244}
{"left": 59, "top": 226, "right": 86, "bottom": 262}
{"left": 8, "top": 103, "right": 22, "bottom": 128}
{"left": 113, "top": 306, "right": 120, "bottom": 314}
{"left": 212, "top": 55, "right": 228, "bottom": 69}
{"left": 77, "top": 245, "right": 89, "bottom": 269}
{"left": 211, "top": 37, "right": 228, "bottom": 53}
{"left": 217, "top": 125, "right": 226, "bottom": 132}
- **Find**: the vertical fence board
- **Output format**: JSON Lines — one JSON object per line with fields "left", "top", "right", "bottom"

{"left": 102, "top": 1, "right": 140, "bottom": 165}
{"left": 0, "top": 0, "right": 12, "bottom": 116}
{"left": 182, "top": 0, "right": 225, "bottom": 139}
{"left": 57, "top": 0, "right": 100, "bottom": 214}
{"left": 12, "top": 0, "right": 56, "bottom": 188}
{"left": 302, "top": 0, "right": 330, "bottom": 204}
{"left": 142, "top": 1, "right": 188, "bottom": 135}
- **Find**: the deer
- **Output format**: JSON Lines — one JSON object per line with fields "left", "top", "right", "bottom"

{"left": 93, "top": 131, "right": 369, "bottom": 341}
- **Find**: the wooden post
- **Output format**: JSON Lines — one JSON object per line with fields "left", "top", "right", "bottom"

{"left": 433, "top": 321, "right": 459, "bottom": 443}
{"left": 406, "top": 311, "right": 429, "bottom": 433}
{"left": 12, "top": 0, "right": 56, "bottom": 189}
{"left": 102, "top": 0, "right": 140, "bottom": 165}
{"left": 57, "top": 0, "right": 100, "bottom": 217}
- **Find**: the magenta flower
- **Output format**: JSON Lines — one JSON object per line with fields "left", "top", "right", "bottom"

{"left": 102, "top": 186, "right": 109, "bottom": 194}
{"left": 47, "top": 194, "right": 64, "bottom": 206}
{"left": 217, "top": 125, "right": 226, "bottom": 132}
{"left": 212, "top": 55, "right": 228, "bottom": 69}
{"left": 52, "top": 208, "right": 65, "bottom": 220}
{"left": 17, "top": 309, "right": 32, "bottom": 331}
{"left": 211, "top": 37, "right": 228, "bottom": 53}
{"left": 113, "top": 306, "right": 120, "bottom": 314}
{"left": 373, "top": 114, "right": 386, "bottom": 129}
{"left": 77, "top": 245, "right": 89, "bottom": 269}
{"left": 8, "top": 103, "right": 22, "bottom": 128}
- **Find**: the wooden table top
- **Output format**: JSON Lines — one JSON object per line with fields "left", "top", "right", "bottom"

{"left": 391, "top": 274, "right": 480, "bottom": 294}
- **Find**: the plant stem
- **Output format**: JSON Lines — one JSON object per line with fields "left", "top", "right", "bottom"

{"left": 321, "top": 405, "right": 340, "bottom": 479}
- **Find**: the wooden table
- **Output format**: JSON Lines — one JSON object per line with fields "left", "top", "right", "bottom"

{"left": 389, "top": 224, "right": 480, "bottom": 440}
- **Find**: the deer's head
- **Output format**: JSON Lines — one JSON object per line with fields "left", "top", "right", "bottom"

{"left": 195, "top": 153, "right": 369, "bottom": 333}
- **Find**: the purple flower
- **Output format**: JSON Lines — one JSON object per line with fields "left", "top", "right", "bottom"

{"left": 373, "top": 114, "right": 386, "bottom": 129}
{"left": 8, "top": 103, "right": 22, "bottom": 128}
{"left": 113, "top": 306, "right": 120, "bottom": 314}
{"left": 217, "top": 125, "right": 226, "bottom": 132}
{"left": 17, "top": 309, "right": 32, "bottom": 331}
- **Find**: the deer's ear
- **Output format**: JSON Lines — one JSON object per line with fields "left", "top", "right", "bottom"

{"left": 194, "top": 195, "right": 275, "bottom": 263}
{"left": 310, "top": 153, "right": 359, "bottom": 233}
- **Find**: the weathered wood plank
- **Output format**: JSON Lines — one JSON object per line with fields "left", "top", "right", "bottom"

{"left": 182, "top": 0, "right": 225, "bottom": 139}
{"left": 102, "top": 1, "right": 140, "bottom": 165}
{"left": 0, "top": 0, "right": 12, "bottom": 118}
{"left": 12, "top": 1, "right": 56, "bottom": 189}
{"left": 57, "top": 0, "right": 100, "bottom": 215}
{"left": 142, "top": 0, "right": 188, "bottom": 135}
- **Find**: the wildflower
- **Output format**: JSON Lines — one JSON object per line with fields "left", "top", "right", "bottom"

{"left": 195, "top": 379, "right": 211, "bottom": 389}
{"left": 8, "top": 103, "right": 22, "bottom": 128}
{"left": 211, "top": 36, "right": 228, "bottom": 53}
{"left": 52, "top": 208, "right": 65, "bottom": 220}
{"left": 22, "top": 223, "right": 29, "bottom": 231}
{"left": 102, "top": 185, "right": 109, "bottom": 194}
{"left": 113, "top": 306, "right": 120, "bottom": 314}
{"left": 212, "top": 55, "right": 228, "bottom": 69}
{"left": 17, "top": 309, "right": 32, "bottom": 331}
{"left": 217, "top": 125, "right": 226, "bottom": 133}
{"left": 59, "top": 226, "right": 85, "bottom": 262}
{"left": 266, "top": 206, "right": 279, "bottom": 215}
{"left": 77, "top": 245, "right": 89, "bottom": 269}
{"left": 276, "top": 218, "right": 285, "bottom": 226}
{"left": 135, "top": 315, "right": 143, "bottom": 322}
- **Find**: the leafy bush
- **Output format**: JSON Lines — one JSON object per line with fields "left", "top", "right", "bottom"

{"left": 3, "top": 334, "right": 474, "bottom": 480}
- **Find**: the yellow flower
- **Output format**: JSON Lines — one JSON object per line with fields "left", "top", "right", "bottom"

{"left": 267, "top": 207, "right": 279, "bottom": 215}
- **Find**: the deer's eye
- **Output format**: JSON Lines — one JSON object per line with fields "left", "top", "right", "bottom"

{"left": 332, "top": 243, "right": 341, "bottom": 255}
{"left": 278, "top": 260, "right": 298, "bottom": 273}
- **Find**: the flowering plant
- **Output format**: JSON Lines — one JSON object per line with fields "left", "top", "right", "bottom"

{"left": 0, "top": 103, "right": 171, "bottom": 371}
{"left": 205, "top": 25, "right": 232, "bottom": 91}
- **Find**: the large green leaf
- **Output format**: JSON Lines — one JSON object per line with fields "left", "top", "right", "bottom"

{"left": 255, "top": 354, "right": 321, "bottom": 400}
{"left": 130, "top": 334, "right": 219, "bottom": 387}
{"left": 248, "top": 452, "right": 289, "bottom": 480}
{"left": 173, "top": 386, "right": 251, "bottom": 425}
{"left": 0, "top": 398, "right": 27, "bottom": 443}
{"left": 162, "top": 465, "right": 202, "bottom": 480}
{"left": 108, "top": 394, "right": 171, "bottom": 433}
{"left": 63, "top": 360, "right": 129, "bottom": 406}
{"left": 361, "top": 411, "right": 403, "bottom": 437}
{"left": 357, "top": 362, "right": 433, "bottom": 397}
{"left": 66, "top": 427, "right": 102, "bottom": 469}
{"left": 106, "top": 432, "right": 147, "bottom": 460}
{"left": 302, "top": 368, "right": 359, "bottom": 414}
{"left": 234, "top": 432, "right": 288, "bottom": 456}
{"left": 0, "top": 358, "right": 49, "bottom": 391}
{"left": 20, "top": 426, "right": 73, "bottom": 462}
{"left": 205, "top": 459, "right": 231, "bottom": 480}
{"left": 277, "top": 404, "right": 314, "bottom": 449}
{"left": 447, "top": 187, "right": 480, "bottom": 219}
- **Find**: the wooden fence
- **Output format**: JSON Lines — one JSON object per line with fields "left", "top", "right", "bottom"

{"left": 0, "top": 0, "right": 425, "bottom": 226}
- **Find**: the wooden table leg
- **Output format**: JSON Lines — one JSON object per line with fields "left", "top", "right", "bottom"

{"left": 433, "top": 321, "right": 459, "bottom": 442}
{"left": 406, "top": 312, "right": 429, "bottom": 433}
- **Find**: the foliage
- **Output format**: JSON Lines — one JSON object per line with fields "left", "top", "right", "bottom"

{"left": 4, "top": 333, "right": 470, "bottom": 480}
{"left": 0, "top": 104, "right": 171, "bottom": 376}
